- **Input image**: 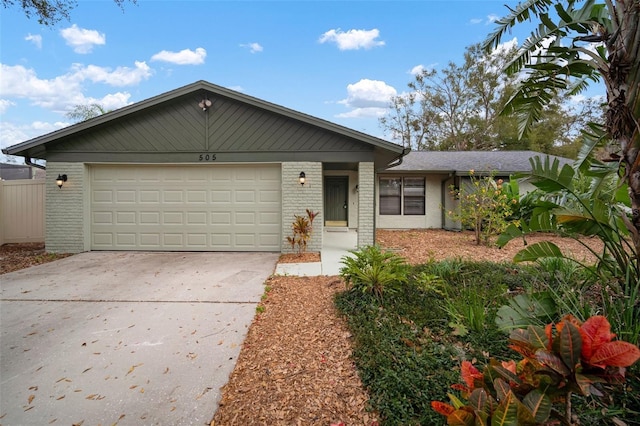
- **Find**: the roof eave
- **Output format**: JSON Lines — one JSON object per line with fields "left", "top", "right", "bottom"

{"left": 4, "top": 80, "right": 404, "bottom": 158}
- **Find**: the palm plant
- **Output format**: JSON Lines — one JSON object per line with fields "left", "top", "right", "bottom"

{"left": 497, "top": 155, "right": 639, "bottom": 343}
{"left": 483, "top": 0, "right": 640, "bottom": 257}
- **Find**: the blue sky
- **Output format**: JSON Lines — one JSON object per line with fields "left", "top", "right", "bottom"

{"left": 1, "top": 0, "right": 544, "bottom": 162}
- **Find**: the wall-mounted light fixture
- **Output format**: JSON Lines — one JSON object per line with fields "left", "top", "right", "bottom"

{"left": 299, "top": 171, "right": 306, "bottom": 186}
{"left": 355, "top": 184, "right": 359, "bottom": 193}
{"left": 56, "top": 174, "right": 67, "bottom": 188}
{"left": 198, "top": 98, "right": 212, "bottom": 111}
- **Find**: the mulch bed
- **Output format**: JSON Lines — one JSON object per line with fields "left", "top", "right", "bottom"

{"left": 0, "top": 243, "right": 70, "bottom": 275}
{"left": 211, "top": 275, "right": 377, "bottom": 426}
{"left": 278, "top": 252, "right": 321, "bottom": 263}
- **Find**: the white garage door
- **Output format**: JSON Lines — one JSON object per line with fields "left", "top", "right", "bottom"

{"left": 90, "top": 164, "right": 281, "bottom": 251}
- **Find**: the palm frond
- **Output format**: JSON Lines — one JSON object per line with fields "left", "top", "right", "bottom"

{"left": 483, "top": 0, "right": 554, "bottom": 53}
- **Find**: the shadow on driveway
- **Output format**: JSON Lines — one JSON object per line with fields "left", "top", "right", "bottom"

{"left": 1, "top": 251, "right": 278, "bottom": 425}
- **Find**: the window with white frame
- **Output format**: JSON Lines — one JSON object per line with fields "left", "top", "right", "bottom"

{"left": 379, "top": 176, "right": 425, "bottom": 215}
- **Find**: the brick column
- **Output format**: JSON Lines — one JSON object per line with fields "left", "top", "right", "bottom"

{"left": 357, "top": 162, "right": 375, "bottom": 247}
{"left": 281, "top": 162, "right": 323, "bottom": 253}
{"left": 46, "top": 162, "right": 88, "bottom": 253}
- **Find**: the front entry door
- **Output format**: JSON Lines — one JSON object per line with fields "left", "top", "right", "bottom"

{"left": 324, "top": 176, "right": 349, "bottom": 227}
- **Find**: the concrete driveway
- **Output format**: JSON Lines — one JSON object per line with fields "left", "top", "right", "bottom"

{"left": 0, "top": 251, "right": 278, "bottom": 425}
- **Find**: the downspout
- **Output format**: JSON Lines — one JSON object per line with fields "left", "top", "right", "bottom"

{"left": 25, "top": 157, "right": 46, "bottom": 170}
{"left": 386, "top": 147, "right": 411, "bottom": 169}
{"left": 441, "top": 171, "right": 456, "bottom": 229}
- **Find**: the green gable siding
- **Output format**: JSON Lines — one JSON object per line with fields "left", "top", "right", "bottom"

{"left": 45, "top": 91, "right": 373, "bottom": 163}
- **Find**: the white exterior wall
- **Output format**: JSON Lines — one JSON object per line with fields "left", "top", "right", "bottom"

{"left": 281, "top": 162, "right": 323, "bottom": 253}
{"left": 376, "top": 174, "right": 448, "bottom": 229}
{"left": 45, "top": 162, "right": 89, "bottom": 253}
{"left": 357, "top": 162, "right": 375, "bottom": 247}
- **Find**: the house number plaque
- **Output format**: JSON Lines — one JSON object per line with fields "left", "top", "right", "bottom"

{"left": 198, "top": 154, "right": 217, "bottom": 161}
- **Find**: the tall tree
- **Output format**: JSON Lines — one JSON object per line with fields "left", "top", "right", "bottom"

{"left": 379, "top": 42, "right": 593, "bottom": 152}
{"left": 2, "top": 0, "right": 136, "bottom": 26}
{"left": 380, "top": 45, "right": 519, "bottom": 151}
{"left": 484, "top": 0, "right": 640, "bottom": 253}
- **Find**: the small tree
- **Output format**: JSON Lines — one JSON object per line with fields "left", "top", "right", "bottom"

{"left": 285, "top": 209, "right": 318, "bottom": 255}
{"left": 447, "top": 171, "right": 518, "bottom": 245}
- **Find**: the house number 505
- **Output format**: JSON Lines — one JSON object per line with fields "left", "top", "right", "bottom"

{"left": 198, "top": 154, "right": 217, "bottom": 161}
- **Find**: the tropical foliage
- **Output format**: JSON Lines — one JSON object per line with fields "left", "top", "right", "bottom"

{"left": 483, "top": 0, "right": 640, "bottom": 260}
{"left": 432, "top": 315, "right": 640, "bottom": 426}
{"left": 285, "top": 209, "right": 319, "bottom": 255}
{"left": 497, "top": 155, "right": 640, "bottom": 345}
{"left": 339, "top": 245, "right": 409, "bottom": 300}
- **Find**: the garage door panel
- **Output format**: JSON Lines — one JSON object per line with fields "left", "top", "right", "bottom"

{"left": 116, "top": 190, "right": 136, "bottom": 203}
{"left": 91, "top": 164, "right": 281, "bottom": 251}
{"left": 163, "top": 234, "right": 183, "bottom": 246}
{"left": 93, "top": 190, "right": 113, "bottom": 203}
{"left": 116, "top": 233, "right": 137, "bottom": 246}
{"left": 140, "top": 190, "right": 160, "bottom": 203}
{"left": 140, "top": 212, "right": 160, "bottom": 224}
{"left": 163, "top": 191, "right": 183, "bottom": 203}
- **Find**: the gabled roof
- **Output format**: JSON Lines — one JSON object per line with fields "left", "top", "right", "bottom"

{"left": 3, "top": 80, "right": 404, "bottom": 160}
{"left": 387, "top": 150, "right": 572, "bottom": 174}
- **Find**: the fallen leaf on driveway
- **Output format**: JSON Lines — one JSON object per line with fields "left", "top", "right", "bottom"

{"left": 125, "top": 363, "right": 143, "bottom": 376}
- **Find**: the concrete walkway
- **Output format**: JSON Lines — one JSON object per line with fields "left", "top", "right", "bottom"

{"left": 0, "top": 252, "right": 278, "bottom": 426}
{"left": 275, "top": 230, "right": 357, "bottom": 276}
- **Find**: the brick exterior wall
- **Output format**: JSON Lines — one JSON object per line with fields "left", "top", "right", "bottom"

{"left": 357, "top": 162, "right": 375, "bottom": 247}
{"left": 281, "top": 162, "right": 323, "bottom": 253}
{"left": 45, "top": 162, "right": 87, "bottom": 253}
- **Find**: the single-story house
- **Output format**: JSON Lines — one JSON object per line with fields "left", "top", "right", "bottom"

{"left": 3, "top": 80, "right": 569, "bottom": 253}
{"left": 3, "top": 80, "right": 406, "bottom": 253}
{"left": 377, "top": 150, "right": 572, "bottom": 230}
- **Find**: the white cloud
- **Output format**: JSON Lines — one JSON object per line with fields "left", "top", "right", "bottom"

{"left": 98, "top": 92, "right": 133, "bottom": 110}
{"left": 409, "top": 64, "right": 425, "bottom": 75}
{"left": 227, "top": 85, "right": 244, "bottom": 92}
{"left": 73, "top": 61, "right": 153, "bottom": 86}
{"left": 487, "top": 14, "right": 500, "bottom": 23}
{"left": 469, "top": 18, "right": 483, "bottom": 25}
{"left": 25, "top": 33, "right": 42, "bottom": 49}
{"left": 1, "top": 120, "right": 68, "bottom": 152}
{"left": 240, "top": 43, "right": 263, "bottom": 54}
{"left": 0, "top": 63, "right": 142, "bottom": 112}
{"left": 60, "top": 24, "right": 106, "bottom": 54}
{"left": 337, "top": 79, "right": 396, "bottom": 119}
{"left": 151, "top": 47, "right": 206, "bottom": 65}
{"left": 408, "top": 63, "right": 437, "bottom": 75}
{"left": 492, "top": 38, "right": 519, "bottom": 55}
{"left": 0, "top": 99, "right": 16, "bottom": 114}
{"left": 319, "top": 28, "right": 385, "bottom": 50}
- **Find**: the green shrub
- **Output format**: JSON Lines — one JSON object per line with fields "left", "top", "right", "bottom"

{"left": 447, "top": 171, "right": 518, "bottom": 246}
{"left": 339, "top": 245, "right": 410, "bottom": 300}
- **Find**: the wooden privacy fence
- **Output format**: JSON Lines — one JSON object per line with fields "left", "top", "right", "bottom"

{"left": 0, "top": 179, "right": 45, "bottom": 245}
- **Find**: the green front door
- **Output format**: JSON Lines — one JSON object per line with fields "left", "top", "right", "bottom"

{"left": 324, "top": 176, "right": 349, "bottom": 227}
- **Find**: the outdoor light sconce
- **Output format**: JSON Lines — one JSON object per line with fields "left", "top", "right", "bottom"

{"left": 355, "top": 184, "right": 359, "bottom": 193}
{"left": 299, "top": 171, "right": 306, "bottom": 186}
{"left": 56, "top": 174, "right": 67, "bottom": 188}
{"left": 198, "top": 98, "right": 212, "bottom": 111}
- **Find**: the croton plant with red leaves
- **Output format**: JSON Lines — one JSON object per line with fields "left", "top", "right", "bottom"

{"left": 432, "top": 315, "right": 640, "bottom": 425}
